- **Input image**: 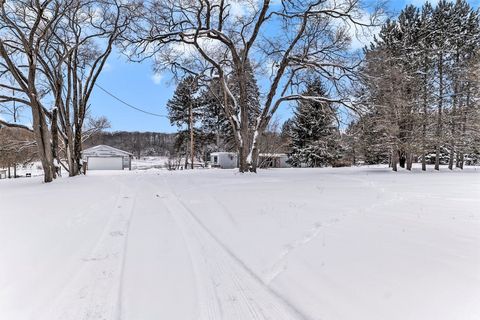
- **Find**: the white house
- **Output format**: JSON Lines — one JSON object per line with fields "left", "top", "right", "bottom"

{"left": 82, "top": 145, "right": 133, "bottom": 170}
{"left": 210, "top": 152, "right": 237, "bottom": 169}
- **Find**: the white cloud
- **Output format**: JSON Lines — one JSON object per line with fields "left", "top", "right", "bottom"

{"left": 228, "top": 0, "right": 259, "bottom": 19}
{"left": 151, "top": 73, "right": 163, "bottom": 85}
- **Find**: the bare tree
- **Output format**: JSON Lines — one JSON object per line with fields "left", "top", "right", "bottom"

{"left": 0, "top": 0, "right": 135, "bottom": 180}
{"left": 40, "top": 0, "right": 136, "bottom": 176}
{"left": 126, "top": 0, "right": 382, "bottom": 172}
{"left": 82, "top": 115, "right": 111, "bottom": 144}
{"left": 0, "top": 0, "right": 66, "bottom": 182}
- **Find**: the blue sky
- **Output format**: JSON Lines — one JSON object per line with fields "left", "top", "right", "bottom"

{"left": 84, "top": 0, "right": 478, "bottom": 133}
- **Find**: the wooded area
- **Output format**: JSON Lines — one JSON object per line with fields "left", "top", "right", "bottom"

{"left": 1, "top": 0, "right": 480, "bottom": 181}
{"left": 349, "top": 1, "right": 480, "bottom": 171}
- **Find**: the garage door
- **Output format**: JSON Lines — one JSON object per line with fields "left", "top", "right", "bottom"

{"left": 88, "top": 157, "right": 123, "bottom": 170}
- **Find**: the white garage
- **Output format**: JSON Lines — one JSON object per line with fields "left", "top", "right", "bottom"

{"left": 82, "top": 145, "right": 133, "bottom": 171}
{"left": 87, "top": 156, "right": 124, "bottom": 170}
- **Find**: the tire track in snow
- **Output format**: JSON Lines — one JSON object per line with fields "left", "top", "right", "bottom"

{"left": 156, "top": 176, "right": 311, "bottom": 320}
{"left": 43, "top": 175, "right": 140, "bottom": 320}
{"left": 183, "top": 174, "right": 240, "bottom": 227}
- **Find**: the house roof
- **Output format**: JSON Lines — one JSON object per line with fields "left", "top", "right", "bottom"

{"left": 82, "top": 144, "right": 133, "bottom": 156}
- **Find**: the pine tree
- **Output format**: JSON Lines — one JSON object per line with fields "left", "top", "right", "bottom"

{"left": 358, "top": 0, "right": 480, "bottom": 171}
{"left": 446, "top": 0, "right": 480, "bottom": 169}
{"left": 166, "top": 76, "right": 202, "bottom": 169}
{"left": 418, "top": 2, "right": 435, "bottom": 171}
{"left": 287, "top": 80, "right": 341, "bottom": 167}
{"left": 366, "top": 5, "right": 423, "bottom": 171}
{"left": 199, "top": 79, "right": 233, "bottom": 151}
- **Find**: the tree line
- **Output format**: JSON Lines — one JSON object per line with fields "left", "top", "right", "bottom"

{"left": 166, "top": 0, "right": 480, "bottom": 171}
{"left": 126, "top": 0, "right": 381, "bottom": 172}
{"left": 1, "top": 0, "right": 379, "bottom": 179}
{"left": 347, "top": 0, "right": 480, "bottom": 171}
{"left": 2, "top": 0, "right": 479, "bottom": 181}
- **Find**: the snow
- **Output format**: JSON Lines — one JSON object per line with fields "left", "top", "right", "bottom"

{"left": 0, "top": 166, "right": 479, "bottom": 320}
{"left": 131, "top": 156, "right": 169, "bottom": 170}
{"left": 0, "top": 162, "right": 44, "bottom": 178}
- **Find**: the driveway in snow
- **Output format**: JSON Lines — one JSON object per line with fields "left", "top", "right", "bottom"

{"left": 1, "top": 167, "right": 479, "bottom": 320}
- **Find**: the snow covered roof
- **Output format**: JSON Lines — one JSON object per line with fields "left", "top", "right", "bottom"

{"left": 82, "top": 145, "right": 133, "bottom": 156}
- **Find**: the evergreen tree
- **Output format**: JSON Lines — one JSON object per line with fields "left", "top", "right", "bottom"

{"left": 166, "top": 76, "right": 202, "bottom": 168}
{"left": 358, "top": 0, "right": 480, "bottom": 171}
{"left": 288, "top": 80, "right": 341, "bottom": 167}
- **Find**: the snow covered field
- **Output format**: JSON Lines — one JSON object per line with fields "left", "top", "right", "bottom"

{"left": 131, "top": 156, "right": 169, "bottom": 170}
{"left": 0, "top": 166, "right": 479, "bottom": 320}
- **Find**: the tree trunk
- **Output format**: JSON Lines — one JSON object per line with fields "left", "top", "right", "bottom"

{"left": 247, "top": 129, "right": 260, "bottom": 173}
{"left": 238, "top": 145, "right": 248, "bottom": 172}
{"left": 406, "top": 152, "right": 412, "bottom": 171}
{"left": 238, "top": 65, "right": 252, "bottom": 173}
{"left": 73, "top": 127, "right": 83, "bottom": 175}
{"left": 422, "top": 56, "right": 428, "bottom": 172}
{"left": 51, "top": 108, "right": 59, "bottom": 162}
{"left": 66, "top": 136, "right": 75, "bottom": 176}
{"left": 448, "top": 64, "right": 458, "bottom": 171}
{"left": 456, "top": 153, "right": 463, "bottom": 169}
{"left": 392, "top": 149, "right": 398, "bottom": 172}
{"left": 352, "top": 145, "right": 356, "bottom": 166}
{"left": 189, "top": 100, "right": 194, "bottom": 170}
{"left": 399, "top": 150, "right": 406, "bottom": 168}
{"left": 448, "top": 132, "right": 455, "bottom": 170}
{"left": 457, "top": 87, "right": 470, "bottom": 170}
{"left": 31, "top": 102, "right": 55, "bottom": 183}
{"left": 184, "top": 142, "right": 189, "bottom": 170}
{"left": 251, "top": 145, "right": 259, "bottom": 172}
{"left": 435, "top": 53, "right": 444, "bottom": 171}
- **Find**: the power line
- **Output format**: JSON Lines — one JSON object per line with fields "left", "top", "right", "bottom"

{"left": 94, "top": 83, "right": 169, "bottom": 118}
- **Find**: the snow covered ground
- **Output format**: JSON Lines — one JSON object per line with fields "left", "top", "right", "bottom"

{"left": 131, "top": 156, "right": 169, "bottom": 170}
{"left": 0, "top": 162, "right": 44, "bottom": 178}
{"left": 0, "top": 166, "right": 479, "bottom": 320}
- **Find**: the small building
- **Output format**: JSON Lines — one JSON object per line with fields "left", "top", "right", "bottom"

{"left": 210, "top": 152, "right": 237, "bottom": 169}
{"left": 82, "top": 145, "right": 133, "bottom": 170}
{"left": 0, "top": 169, "right": 6, "bottom": 179}
{"left": 258, "top": 153, "right": 291, "bottom": 168}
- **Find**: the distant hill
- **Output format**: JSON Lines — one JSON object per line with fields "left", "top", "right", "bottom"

{"left": 84, "top": 131, "right": 176, "bottom": 158}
